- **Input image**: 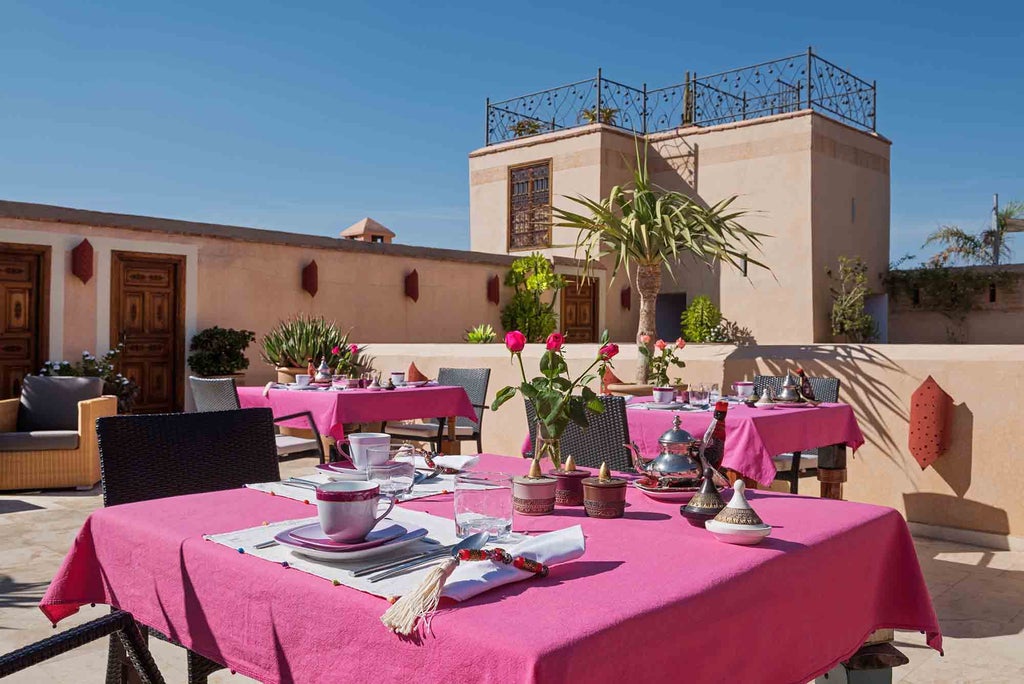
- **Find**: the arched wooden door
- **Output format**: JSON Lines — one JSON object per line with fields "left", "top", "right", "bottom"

{"left": 110, "top": 251, "right": 185, "bottom": 412}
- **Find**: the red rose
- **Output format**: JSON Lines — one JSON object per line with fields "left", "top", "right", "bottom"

{"left": 349, "top": 344, "right": 359, "bottom": 356}
{"left": 675, "top": 337, "right": 686, "bottom": 349}
{"left": 655, "top": 339, "right": 667, "bottom": 351}
{"left": 331, "top": 345, "right": 341, "bottom": 355}
{"left": 504, "top": 330, "right": 526, "bottom": 353}
{"left": 599, "top": 343, "right": 619, "bottom": 360}
{"left": 545, "top": 332, "right": 565, "bottom": 351}
{"left": 640, "top": 334, "right": 651, "bottom": 344}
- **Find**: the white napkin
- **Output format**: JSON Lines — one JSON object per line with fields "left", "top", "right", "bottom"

{"left": 441, "top": 525, "right": 586, "bottom": 601}
{"left": 414, "top": 455, "right": 479, "bottom": 471}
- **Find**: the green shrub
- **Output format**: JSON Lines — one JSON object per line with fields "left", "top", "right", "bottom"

{"left": 260, "top": 315, "right": 371, "bottom": 371}
{"left": 465, "top": 324, "right": 497, "bottom": 344}
{"left": 828, "top": 256, "right": 878, "bottom": 343}
{"left": 681, "top": 296, "right": 722, "bottom": 343}
{"left": 38, "top": 346, "right": 139, "bottom": 413}
{"left": 188, "top": 326, "right": 255, "bottom": 376}
{"left": 500, "top": 253, "right": 565, "bottom": 342}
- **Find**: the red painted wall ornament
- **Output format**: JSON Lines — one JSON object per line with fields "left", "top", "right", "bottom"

{"left": 405, "top": 269, "right": 419, "bottom": 302}
{"left": 620, "top": 286, "right": 631, "bottom": 311}
{"left": 302, "top": 260, "right": 318, "bottom": 297}
{"left": 908, "top": 375, "right": 953, "bottom": 470}
{"left": 71, "top": 239, "right": 94, "bottom": 283}
{"left": 487, "top": 275, "right": 500, "bottom": 305}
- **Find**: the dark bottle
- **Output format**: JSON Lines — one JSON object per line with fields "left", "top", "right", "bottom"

{"left": 796, "top": 367, "right": 816, "bottom": 401}
{"left": 699, "top": 400, "right": 729, "bottom": 469}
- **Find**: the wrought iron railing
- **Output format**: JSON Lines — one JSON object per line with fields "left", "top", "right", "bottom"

{"left": 485, "top": 48, "right": 876, "bottom": 145}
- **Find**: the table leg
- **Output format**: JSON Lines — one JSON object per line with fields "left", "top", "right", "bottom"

{"left": 817, "top": 444, "right": 847, "bottom": 500}
{"left": 440, "top": 416, "right": 459, "bottom": 455}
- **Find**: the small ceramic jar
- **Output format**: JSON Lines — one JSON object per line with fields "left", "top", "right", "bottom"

{"left": 582, "top": 465, "right": 627, "bottom": 519}
{"left": 513, "top": 460, "right": 557, "bottom": 515}
{"left": 550, "top": 468, "right": 590, "bottom": 506}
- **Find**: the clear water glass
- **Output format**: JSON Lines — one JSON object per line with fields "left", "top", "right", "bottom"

{"left": 709, "top": 383, "right": 720, "bottom": 404}
{"left": 454, "top": 471, "right": 513, "bottom": 540}
{"left": 367, "top": 459, "right": 416, "bottom": 498}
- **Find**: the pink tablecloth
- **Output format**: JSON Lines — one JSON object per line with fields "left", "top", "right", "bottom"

{"left": 236, "top": 385, "right": 477, "bottom": 440}
{"left": 41, "top": 455, "right": 939, "bottom": 684}
{"left": 627, "top": 401, "right": 865, "bottom": 485}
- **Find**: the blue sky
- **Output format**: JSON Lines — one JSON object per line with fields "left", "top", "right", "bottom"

{"left": 2, "top": 1, "right": 1022, "bottom": 262}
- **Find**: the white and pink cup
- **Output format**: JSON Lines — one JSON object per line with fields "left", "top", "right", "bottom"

{"left": 652, "top": 387, "right": 675, "bottom": 404}
{"left": 315, "top": 481, "right": 395, "bottom": 542}
{"left": 732, "top": 381, "right": 754, "bottom": 400}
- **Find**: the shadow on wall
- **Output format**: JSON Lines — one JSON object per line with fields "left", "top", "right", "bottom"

{"left": 904, "top": 494, "right": 1009, "bottom": 538}
{"left": 933, "top": 402, "right": 973, "bottom": 497}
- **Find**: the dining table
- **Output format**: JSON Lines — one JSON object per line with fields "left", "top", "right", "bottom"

{"left": 236, "top": 384, "right": 477, "bottom": 446}
{"left": 41, "top": 454, "right": 940, "bottom": 684}
{"left": 626, "top": 399, "right": 865, "bottom": 488}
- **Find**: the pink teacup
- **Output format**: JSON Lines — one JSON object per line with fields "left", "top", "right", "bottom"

{"left": 315, "top": 481, "right": 395, "bottom": 542}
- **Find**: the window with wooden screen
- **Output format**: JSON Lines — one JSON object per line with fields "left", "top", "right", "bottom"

{"left": 508, "top": 161, "right": 551, "bottom": 250}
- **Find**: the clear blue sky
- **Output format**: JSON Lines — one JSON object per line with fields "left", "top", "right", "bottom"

{"left": 2, "top": 1, "right": 1022, "bottom": 262}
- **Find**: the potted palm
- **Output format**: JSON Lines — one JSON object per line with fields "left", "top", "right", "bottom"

{"left": 553, "top": 144, "right": 766, "bottom": 383}
{"left": 188, "top": 327, "right": 255, "bottom": 382}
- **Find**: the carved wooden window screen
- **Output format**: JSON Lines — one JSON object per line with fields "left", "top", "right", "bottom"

{"left": 508, "top": 161, "right": 551, "bottom": 250}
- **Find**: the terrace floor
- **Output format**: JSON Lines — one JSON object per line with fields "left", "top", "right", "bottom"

{"left": 1, "top": 456, "right": 1023, "bottom": 683}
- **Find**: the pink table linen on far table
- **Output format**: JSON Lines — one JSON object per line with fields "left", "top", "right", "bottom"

{"left": 627, "top": 401, "right": 865, "bottom": 485}
{"left": 236, "top": 385, "right": 477, "bottom": 440}
{"left": 41, "top": 455, "right": 939, "bottom": 684}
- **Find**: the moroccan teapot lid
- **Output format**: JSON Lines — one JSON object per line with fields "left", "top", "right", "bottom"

{"left": 658, "top": 415, "right": 694, "bottom": 446}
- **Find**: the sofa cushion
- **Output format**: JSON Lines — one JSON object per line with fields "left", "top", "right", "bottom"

{"left": 0, "top": 431, "right": 80, "bottom": 452}
{"left": 17, "top": 376, "right": 104, "bottom": 432}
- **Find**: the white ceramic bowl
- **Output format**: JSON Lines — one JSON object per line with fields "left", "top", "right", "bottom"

{"left": 704, "top": 519, "right": 772, "bottom": 545}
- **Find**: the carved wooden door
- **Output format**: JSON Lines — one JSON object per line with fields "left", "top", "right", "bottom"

{"left": 560, "top": 275, "right": 598, "bottom": 343}
{"left": 0, "top": 245, "right": 49, "bottom": 398}
{"left": 111, "top": 252, "right": 185, "bottom": 413}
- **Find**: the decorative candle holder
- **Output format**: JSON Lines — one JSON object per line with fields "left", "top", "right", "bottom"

{"left": 513, "top": 460, "right": 557, "bottom": 516}
{"left": 549, "top": 454, "right": 590, "bottom": 506}
{"left": 582, "top": 462, "right": 627, "bottom": 519}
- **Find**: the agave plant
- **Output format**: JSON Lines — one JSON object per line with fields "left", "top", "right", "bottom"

{"left": 260, "top": 315, "right": 371, "bottom": 371}
{"left": 465, "top": 323, "right": 497, "bottom": 344}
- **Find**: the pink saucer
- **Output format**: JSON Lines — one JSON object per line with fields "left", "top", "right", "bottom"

{"left": 279, "top": 523, "right": 407, "bottom": 551}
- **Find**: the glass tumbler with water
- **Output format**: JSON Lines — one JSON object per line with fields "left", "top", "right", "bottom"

{"left": 454, "top": 472, "right": 513, "bottom": 540}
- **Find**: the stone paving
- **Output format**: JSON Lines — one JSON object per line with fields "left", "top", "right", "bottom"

{"left": 1, "top": 456, "right": 1022, "bottom": 683}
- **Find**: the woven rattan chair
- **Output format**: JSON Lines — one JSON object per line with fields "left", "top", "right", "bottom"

{"left": 0, "top": 610, "right": 164, "bottom": 682}
{"left": 97, "top": 408, "right": 281, "bottom": 684}
{"left": 524, "top": 396, "right": 632, "bottom": 472}
{"left": 385, "top": 368, "right": 490, "bottom": 453}
{"left": 189, "top": 376, "right": 326, "bottom": 463}
{"left": 753, "top": 374, "right": 841, "bottom": 494}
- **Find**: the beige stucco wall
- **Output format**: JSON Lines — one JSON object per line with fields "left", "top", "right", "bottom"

{"left": 370, "top": 343, "right": 1024, "bottom": 538}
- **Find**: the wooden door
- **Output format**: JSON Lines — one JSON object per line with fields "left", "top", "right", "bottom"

{"left": 0, "top": 244, "right": 50, "bottom": 398}
{"left": 111, "top": 252, "right": 185, "bottom": 413}
{"left": 560, "top": 275, "right": 598, "bottom": 343}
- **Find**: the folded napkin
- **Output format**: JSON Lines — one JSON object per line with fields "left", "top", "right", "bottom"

{"left": 414, "top": 454, "right": 479, "bottom": 471}
{"left": 407, "top": 362, "right": 429, "bottom": 383}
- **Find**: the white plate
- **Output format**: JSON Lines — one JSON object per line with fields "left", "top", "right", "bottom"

{"left": 276, "top": 525, "right": 429, "bottom": 562}
{"left": 633, "top": 482, "right": 700, "bottom": 503}
{"left": 399, "top": 380, "right": 430, "bottom": 388}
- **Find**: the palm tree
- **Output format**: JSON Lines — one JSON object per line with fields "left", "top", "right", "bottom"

{"left": 925, "top": 201, "right": 1024, "bottom": 266}
{"left": 552, "top": 146, "right": 766, "bottom": 382}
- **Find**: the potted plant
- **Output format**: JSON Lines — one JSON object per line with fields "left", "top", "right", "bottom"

{"left": 639, "top": 336, "right": 687, "bottom": 401}
{"left": 580, "top": 106, "right": 619, "bottom": 125}
{"left": 510, "top": 118, "right": 544, "bottom": 138}
{"left": 260, "top": 315, "right": 371, "bottom": 383}
{"left": 187, "top": 326, "right": 255, "bottom": 381}
{"left": 38, "top": 345, "right": 139, "bottom": 413}
{"left": 464, "top": 323, "right": 497, "bottom": 344}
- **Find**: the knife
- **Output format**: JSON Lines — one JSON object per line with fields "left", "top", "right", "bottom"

{"left": 367, "top": 532, "right": 489, "bottom": 583}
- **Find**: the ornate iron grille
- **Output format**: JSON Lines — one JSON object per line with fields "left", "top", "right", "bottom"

{"left": 485, "top": 49, "right": 876, "bottom": 145}
{"left": 508, "top": 161, "right": 551, "bottom": 250}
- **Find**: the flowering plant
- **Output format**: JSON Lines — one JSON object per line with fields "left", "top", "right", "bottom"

{"left": 38, "top": 345, "right": 139, "bottom": 413}
{"left": 491, "top": 329, "right": 619, "bottom": 468}
{"left": 331, "top": 342, "right": 368, "bottom": 376}
{"left": 639, "top": 336, "right": 686, "bottom": 387}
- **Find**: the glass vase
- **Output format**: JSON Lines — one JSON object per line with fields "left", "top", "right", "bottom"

{"left": 535, "top": 420, "right": 563, "bottom": 470}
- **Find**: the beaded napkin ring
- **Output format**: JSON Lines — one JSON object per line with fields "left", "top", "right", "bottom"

{"left": 380, "top": 548, "right": 550, "bottom": 636}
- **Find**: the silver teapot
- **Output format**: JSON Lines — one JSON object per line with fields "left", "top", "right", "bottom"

{"left": 775, "top": 372, "right": 804, "bottom": 403}
{"left": 626, "top": 415, "right": 702, "bottom": 488}
{"left": 314, "top": 356, "right": 333, "bottom": 383}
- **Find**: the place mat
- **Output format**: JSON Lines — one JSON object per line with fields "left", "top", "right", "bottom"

{"left": 246, "top": 470, "right": 457, "bottom": 503}
{"left": 205, "top": 507, "right": 583, "bottom": 604}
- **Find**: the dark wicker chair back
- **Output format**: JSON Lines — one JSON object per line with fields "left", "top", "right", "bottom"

{"left": 189, "top": 376, "right": 242, "bottom": 412}
{"left": 437, "top": 367, "right": 490, "bottom": 430}
{"left": 524, "top": 396, "right": 632, "bottom": 472}
{"left": 753, "top": 374, "right": 840, "bottom": 403}
{"left": 97, "top": 408, "right": 281, "bottom": 508}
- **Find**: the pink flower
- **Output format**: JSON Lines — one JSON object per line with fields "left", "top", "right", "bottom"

{"left": 349, "top": 344, "right": 359, "bottom": 356}
{"left": 655, "top": 339, "right": 667, "bottom": 351}
{"left": 545, "top": 332, "right": 565, "bottom": 352}
{"left": 675, "top": 337, "right": 686, "bottom": 349}
{"left": 640, "top": 334, "right": 651, "bottom": 344}
{"left": 331, "top": 345, "right": 340, "bottom": 355}
{"left": 599, "top": 343, "right": 619, "bottom": 360}
{"left": 504, "top": 330, "right": 526, "bottom": 353}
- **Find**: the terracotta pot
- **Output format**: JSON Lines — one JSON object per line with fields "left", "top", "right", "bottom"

{"left": 512, "top": 475, "right": 557, "bottom": 515}
{"left": 275, "top": 366, "right": 307, "bottom": 384}
{"left": 582, "top": 476, "right": 627, "bottom": 518}
{"left": 550, "top": 468, "right": 590, "bottom": 506}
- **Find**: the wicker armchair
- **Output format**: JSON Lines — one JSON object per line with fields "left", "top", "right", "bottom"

{"left": 0, "top": 376, "right": 117, "bottom": 491}
{"left": 753, "top": 374, "right": 841, "bottom": 494}
{"left": 385, "top": 367, "right": 490, "bottom": 453}
{"left": 97, "top": 408, "right": 280, "bottom": 683}
{"left": 0, "top": 610, "right": 163, "bottom": 682}
{"left": 524, "top": 396, "right": 632, "bottom": 472}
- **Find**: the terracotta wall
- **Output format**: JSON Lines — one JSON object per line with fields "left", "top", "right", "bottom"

{"left": 368, "top": 343, "right": 1024, "bottom": 538}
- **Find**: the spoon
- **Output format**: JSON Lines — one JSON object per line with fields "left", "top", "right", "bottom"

{"left": 366, "top": 532, "right": 489, "bottom": 583}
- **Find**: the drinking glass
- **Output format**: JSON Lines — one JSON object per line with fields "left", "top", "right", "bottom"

{"left": 709, "top": 383, "right": 721, "bottom": 404}
{"left": 366, "top": 457, "right": 416, "bottom": 499}
{"left": 454, "top": 472, "right": 513, "bottom": 540}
